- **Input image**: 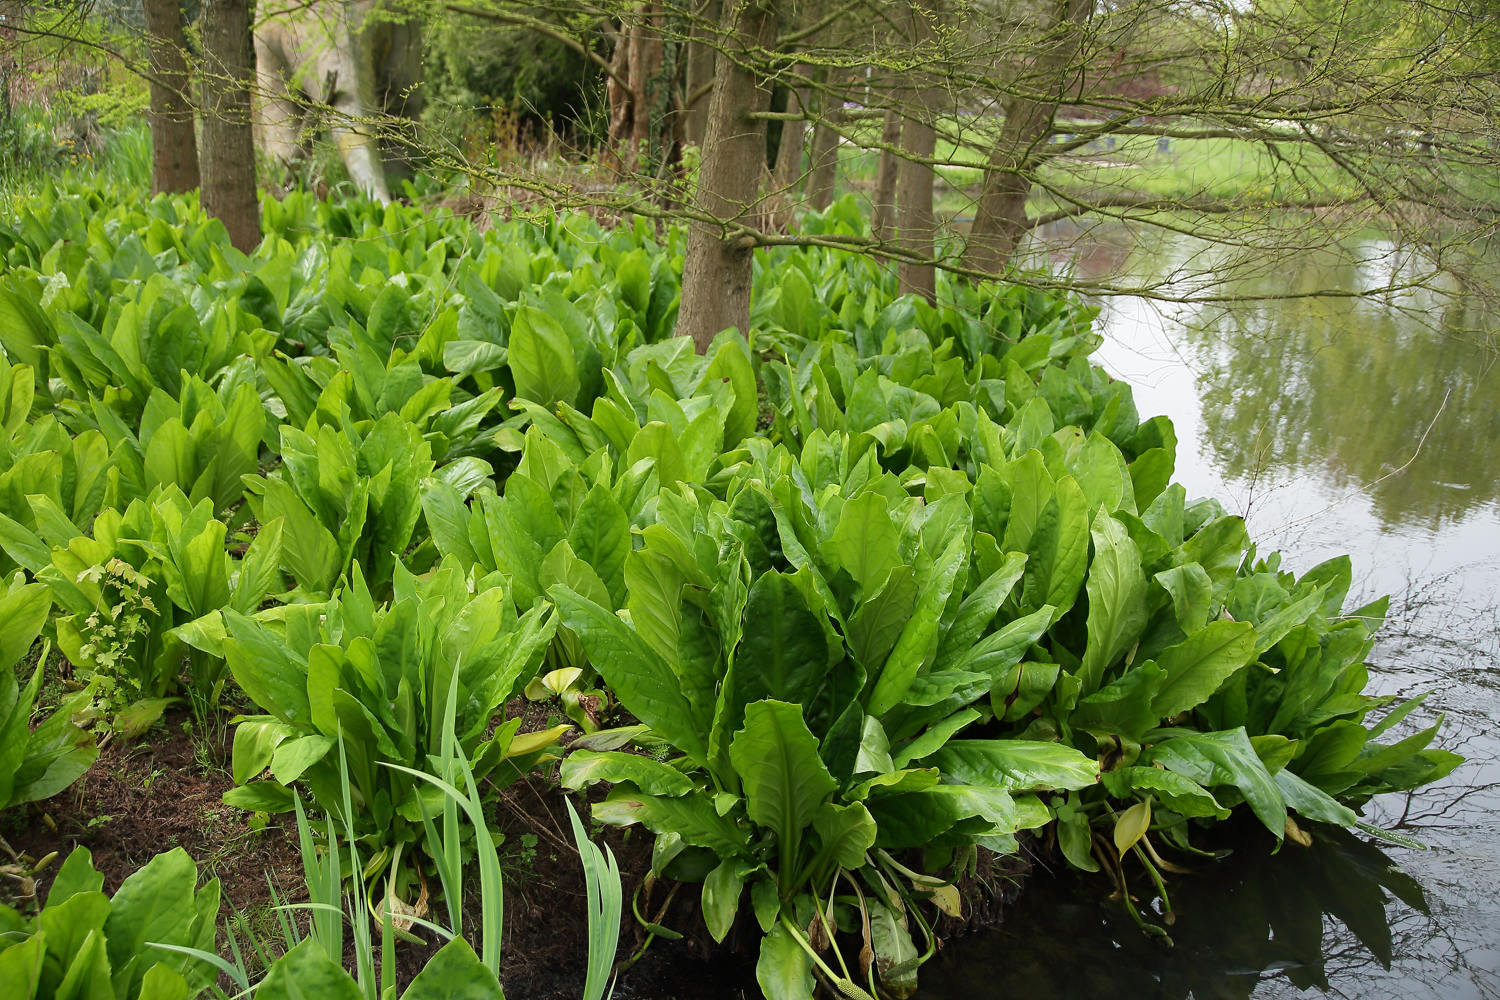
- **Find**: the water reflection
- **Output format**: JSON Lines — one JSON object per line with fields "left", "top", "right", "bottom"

{"left": 1032, "top": 222, "right": 1500, "bottom": 530}
{"left": 928, "top": 222, "right": 1500, "bottom": 999}
{"left": 920, "top": 827, "right": 1450, "bottom": 1000}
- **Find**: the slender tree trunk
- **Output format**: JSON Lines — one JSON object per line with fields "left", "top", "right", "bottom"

{"left": 805, "top": 102, "right": 840, "bottom": 211}
{"left": 772, "top": 85, "right": 808, "bottom": 193}
{"left": 681, "top": 0, "right": 720, "bottom": 147}
{"left": 677, "top": 0, "right": 779, "bottom": 351}
{"left": 200, "top": 0, "right": 260, "bottom": 254}
{"left": 608, "top": 5, "right": 671, "bottom": 176}
{"left": 963, "top": 0, "right": 1090, "bottom": 274}
{"left": 895, "top": 1, "right": 941, "bottom": 302}
{"left": 870, "top": 108, "right": 902, "bottom": 242}
{"left": 143, "top": 0, "right": 198, "bottom": 194}
{"left": 769, "top": 81, "right": 808, "bottom": 228}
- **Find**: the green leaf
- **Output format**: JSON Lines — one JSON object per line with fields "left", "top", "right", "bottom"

{"left": 1150, "top": 619, "right": 1256, "bottom": 719}
{"left": 927, "top": 740, "right": 1099, "bottom": 793}
{"left": 934, "top": 552, "right": 1027, "bottom": 667}
{"left": 755, "top": 922, "right": 814, "bottom": 1000}
{"left": 867, "top": 532, "right": 967, "bottom": 717}
{"left": 1101, "top": 767, "right": 1225, "bottom": 818}
{"left": 103, "top": 848, "right": 210, "bottom": 997}
{"left": 222, "top": 610, "right": 313, "bottom": 727}
{"left": 701, "top": 860, "right": 747, "bottom": 944}
{"left": 869, "top": 898, "right": 921, "bottom": 998}
{"left": 54, "top": 927, "right": 112, "bottom": 1000}
{"left": 551, "top": 585, "right": 709, "bottom": 767}
{"left": 223, "top": 781, "right": 296, "bottom": 813}
{"left": 269, "top": 735, "right": 334, "bottom": 785}
{"left": 810, "top": 800, "right": 877, "bottom": 870}
{"left": 0, "top": 931, "right": 44, "bottom": 997}
{"left": 823, "top": 492, "right": 902, "bottom": 596}
{"left": 400, "top": 938, "right": 505, "bottom": 1000}
{"left": 568, "top": 483, "right": 631, "bottom": 607}
{"left": 1275, "top": 768, "right": 1358, "bottom": 827}
{"left": 730, "top": 701, "right": 837, "bottom": 851}
{"left": 559, "top": 750, "right": 694, "bottom": 796}
{"left": 733, "top": 573, "right": 828, "bottom": 714}
{"left": 1143, "top": 728, "right": 1286, "bottom": 840}
{"left": 254, "top": 938, "right": 363, "bottom": 1000}
{"left": 0, "top": 581, "right": 49, "bottom": 670}
{"left": 592, "top": 784, "right": 748, "bottom": 857}
{"left": 1078, "top": 510, "right": 1149, "bottom": 694}
{"left": 1154, "top": 563, "right": 1215, "bottom": 633}
{"left": 510, "top": 305, "right": 580, "bottom": 407}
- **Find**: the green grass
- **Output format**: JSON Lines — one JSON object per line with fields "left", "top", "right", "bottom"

{"left": 829, "top": 118, "right": 1368, "bottom": 222}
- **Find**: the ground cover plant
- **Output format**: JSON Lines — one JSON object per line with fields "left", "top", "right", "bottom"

{"left": 0, "top": 173, "right": 1462, "bottom": 1000}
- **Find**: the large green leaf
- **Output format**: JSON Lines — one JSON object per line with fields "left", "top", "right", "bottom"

{"left": 733, "top": 573, "right": 828, "bottom": 715}
{"left": 551, "top": 585, "right": 709, "bottom": 767}
{"left": 755, "top": 922, "right": 813, "bottom": 1000}
{"left": 509, "top": 305, "right": 580, "bottom": 407}
{"left": 591, "top": 784, "right": 748, "bottom": 857}
{"left": 1143, "top": 728, "right": 1286, "bottom": 839}
{"left": 1078, "top": 510, "right": 1149, "bottom": 695}
{"left": 823, "top": 492, "right": 902, "bottom": 596}
{"left": 926, "top": 740, "right": 1099, "bottom": 792}
{"left": 254, "top": 938, "right": 363, "bottom": 1000}
{"left": 866, "top": 532, "right": 967, "bottom": 717}
{"left": 560, "top": 750, "right": 695, "bottom": 796}
{"left": 400, "top": 939, "right": 505, "bottom": 1000}
{"left": 729, "top": 701, "right": 836, "bottom": 856}
{"left": 1150, "top": 619, "right": 1257, "bottom": 719}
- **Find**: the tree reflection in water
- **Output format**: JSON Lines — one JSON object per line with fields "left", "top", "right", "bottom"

{"left": 924, "top": 222, "right": 1500, "bottom": 1000}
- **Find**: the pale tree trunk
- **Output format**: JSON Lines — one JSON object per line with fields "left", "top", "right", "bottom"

{"left": 963, "top": 0, "right": 1090, "bottom": 274}
{"left": 769, "top": 81, "right": 808, "bottom": 228}
{"left": 805, "top": 103, "right": 840, "bottom": 211}
{"left": 608, "top": 4, "right": 669, "bottom": 175}
{"left": 772, "top": 85, "right": 808, "bottom": 194}
{"left": 895, "top": 1, "right": 941, "bottom": 302}
{"left": 677, "top": 0, "right": 779, "bottom": 352}
{"left": 200, "top": 0, "right": 259, "bottom": 254}
{"left": 143, "top": 0, "right": 198, "bottom": 195}
{"left": 870, "top": 108, "right": 902, "bottom": 242}
{"left": 681, "top": 0, "right": 720, "bottom": 147}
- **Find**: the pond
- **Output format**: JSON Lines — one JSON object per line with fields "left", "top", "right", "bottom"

{"left": 924, "top": 223, "right": 1500, "bottom": 998}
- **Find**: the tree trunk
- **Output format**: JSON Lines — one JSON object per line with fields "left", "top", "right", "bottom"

{"left": 772, "top": 86, "right": 808, "bottom": 193}
{"left": 677, "top": 0, "right": 779, "bottom": 352}
{"left": 805, "top": 103, "right": 840, "bottom": 211}
{"left": 895, "top": 1, "right": 941, "bottom": 303}
{"left": 143, "top": 0, "right": 198, "bottom": 195}
{"left": 608, "top": 4, "right": 669, "bottom": 175}
{"left": 769, "top": 82, "right": 808, "bottom": 228}
{"left": 963, "top": 0, "right": 1090, "bottom": 274}
{"left": 681, "top": 0, "right": 720, "bottom": 147}
{"left": 200, "top": 0, "right": 259, "bottom": 254}
{"left": 870, "top": 109, "right": 902, "bottom": 243}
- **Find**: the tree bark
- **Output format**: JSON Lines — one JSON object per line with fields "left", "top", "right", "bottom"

{"left": 608, "top": 3, "right": 670, "bottom": 175}
{"left": 895, "top": 1, "right": 941, "bottom": 303}
{"left": 200, "top": 0, "right": 260, "bottom": 254}
{"left": 143, "top": 0, "right": 199, "bottom": 195}
{"left": 677, "top": 0, "right": 779, "bottom": 352}
{"left": 772, "top": 86, "right": 808, "bottom": 193}
{"left": 769, "top": 81, "right": 808, "bottom": 228}
{"left": 680, "top": 0, "right": 720, "bottom": 148}
{"left": 805, "top": 101, "right": 840, "bottom": 211}
{"left": 962, "top": 0, "right": 1091, "bottom": 274}
{"left": 870, "top": 108, "right": 902, "bottom": 242}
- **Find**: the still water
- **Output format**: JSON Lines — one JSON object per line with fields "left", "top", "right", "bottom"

{"left": 925, "top": 225, "right": 1500, "bottom": 998}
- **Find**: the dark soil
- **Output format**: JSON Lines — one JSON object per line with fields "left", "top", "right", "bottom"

{"left": 1, "top": 705, "right": 1031, "bottom": 998}
{"left": 0, "top": 710, "right": 304, "bottom": 917}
